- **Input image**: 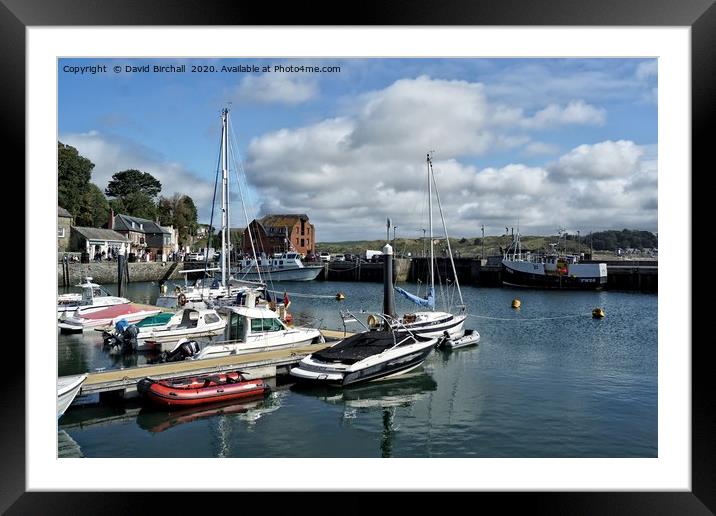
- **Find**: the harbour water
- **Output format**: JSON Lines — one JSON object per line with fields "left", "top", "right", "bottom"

{"left": 58, "top": 280, "right": 657, "bottom": 458}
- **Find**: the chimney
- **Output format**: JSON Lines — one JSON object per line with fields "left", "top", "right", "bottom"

{"left": 109, "top": 208, "right": 115, "bottom": 229}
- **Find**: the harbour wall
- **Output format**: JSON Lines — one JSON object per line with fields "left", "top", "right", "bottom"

{"left": 322, "top": 257, "right": 657, "bottom": 292}
{"left": 59, "top": 257, "right": 657, "bottom": 292}
{"left": 58, "top": 261, "right": 188, "bottom": 286}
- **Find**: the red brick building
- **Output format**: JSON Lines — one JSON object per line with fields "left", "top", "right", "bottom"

{"left": 242, "top": 214, "right": 315, "bottom": 257}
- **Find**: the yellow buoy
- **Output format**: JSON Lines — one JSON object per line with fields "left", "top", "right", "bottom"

{"left": 592, "top": 307, "right": 605, "bottom": 319}
{"left": 336, "top": 292, "right": 346, "bottom": 301}
{"left": 511, "top": 299, "right": 521, "bottom": 309}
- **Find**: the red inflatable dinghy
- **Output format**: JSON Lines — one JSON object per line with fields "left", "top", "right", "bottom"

{"left": 138, "top": 371, "right": 268, "bottom": 407}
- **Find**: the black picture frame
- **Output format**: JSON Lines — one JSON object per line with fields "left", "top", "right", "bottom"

{"left": 6, "top": 0, "right": 709, "bottom": 513}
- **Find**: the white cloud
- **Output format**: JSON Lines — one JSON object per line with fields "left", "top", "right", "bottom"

{"left": 234, "top": 73, "right": 318, "bottom": 104}
{"left": 549, "top": 140, "right": 643, "bottom": 180}
{"left": 636, "top": 60, "right": 658, "bottom": 80}
{"left": 239, "top": 75, "right": 656, "bottom": 239}
{"left": 520, "top": 100, "right": 606, "bottom": 130}
{"left": 523, "top": 142, "right": 561, "bottom": 156}
{"left": 60, "top": 131, "right": 217, "bottom": 221}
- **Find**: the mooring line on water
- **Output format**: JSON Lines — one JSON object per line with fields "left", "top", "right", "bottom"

{"left": 465, "top": 312, "right": 593, "bottom": 322}
{"left": 267, "top": 289, "right": 341, "bottom": 300}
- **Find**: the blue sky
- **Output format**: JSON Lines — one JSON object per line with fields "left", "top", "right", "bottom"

{"left": 59, "top": 58, "right": 657, "bottom": 241}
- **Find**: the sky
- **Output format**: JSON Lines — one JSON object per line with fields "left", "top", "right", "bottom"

{"left": 58, "top": 58, "right": 657, "bottom": 241}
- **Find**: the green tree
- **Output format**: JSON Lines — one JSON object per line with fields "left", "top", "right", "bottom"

{"left": 157, "top": 193, "right": 199, "bottom": 246}
{"left": 58, "top": 142, "right": 94, "bottom": 217}
{"left": 111, "top": 191, "right": 157, "bottom": 220}
{"left": 75, "top": 183, "right": 110, "bottom": 227}
{"left": 105, "top": 169, "right": 162, "bottom": 199}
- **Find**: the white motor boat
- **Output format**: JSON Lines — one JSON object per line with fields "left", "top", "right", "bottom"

{"left": 58, "top": 277, "right": 130, "bottom": 319}
{"left": 58, "top": 303, "right": 162, "bottom": 333}
{"left": 101, "top": 307, "right": 228, "bottom": 353}
{"left": 57, "top": 374, "right": 87, "bottom": 419}
{"left": 156, "top": 291, "right": 324, "bottom": 362}
{"left": 290, "top": 314, "right": 437, "bottom": 387}
{"left": 233, "top": 252, "right": 323, "bottom": 282}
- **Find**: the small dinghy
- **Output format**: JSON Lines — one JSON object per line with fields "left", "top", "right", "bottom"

{"left": 137, "top": 371, "right": 268, "bottom": 408}
{"left": 57, "top": 374, "right": 87, "bottom": 419}
{"left": 439, "top": 329, "right": 480, "bottom": 350}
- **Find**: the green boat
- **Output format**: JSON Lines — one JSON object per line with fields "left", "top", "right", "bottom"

{"left": 135, "top": 312, "right": 174, "bottom": 328}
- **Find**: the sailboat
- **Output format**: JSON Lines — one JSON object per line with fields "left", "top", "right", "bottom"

{"left": 156, "top": 108, "right": 266, "bottom": 310}
{"left": 394, "top": 153, "right": 468, "bottom": 340}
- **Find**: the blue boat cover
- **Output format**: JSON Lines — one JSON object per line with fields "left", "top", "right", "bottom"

{"left": 394, "top": 286, "right": 435, "bottom": 308}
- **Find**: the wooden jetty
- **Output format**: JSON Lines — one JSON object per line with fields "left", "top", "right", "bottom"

{"left": 71, "top": 328, "right": 353, "bottom": 401}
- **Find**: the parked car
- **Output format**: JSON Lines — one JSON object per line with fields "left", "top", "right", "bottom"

{"left": 305, "top": 252, "right": 318, "bottom": 262}
{"left": 187, "top": 252, "right": 205, "bottom": 261}
{"left": 319, "top": 252, "right": 331, "bottom": 262}
{"left": 332, "top": 254, "right": 345, "bottom": 262}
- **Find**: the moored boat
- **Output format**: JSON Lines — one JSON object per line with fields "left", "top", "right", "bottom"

{"left": 394, "top": 153, "right": 467, "bottom": 340}
{"left": 58, "top": 303, "right": 162, "bottom": 333}
{"left": 57, "top": 374, "right": 87, "bottom": 419}
{"left": 290, "top": 314, "right": 437, "bottom": 387}
{"left": 439, "top": 328, "right": 480, "bottom": 350}
{"left": 233, "top": 252, "right": 323, "bottom": 282}
{"left": 57, "top": 277, "right": 130, "bottom": 319}
{"left": 502, "top": 233, "right": 607, "bottom": 290}
{"left": 137, "top": 371, "right": 268, "bottom": 408}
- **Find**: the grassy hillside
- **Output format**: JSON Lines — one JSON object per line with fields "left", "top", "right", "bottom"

{"left": 316, "top": 235, "right": 593, "bottom": 258}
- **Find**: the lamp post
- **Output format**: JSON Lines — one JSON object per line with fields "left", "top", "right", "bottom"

{"left": 481, "top": 224, "right": 485, "bottom": 260}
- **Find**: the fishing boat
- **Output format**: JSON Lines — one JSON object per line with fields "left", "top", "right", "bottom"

{"left": 101, "top": 307, "right": 227, "bottom": 353}
{"left": 57, "top": 277, "right": 130, "bottom": 319}
{"left": 57, "top": 374, "right": 87, "bottom": 419}
{"left": 290, "top": 313, "right": 437, "bottom": 387}
{"left": 394, "top": 153, "right": 467, "bottom": 339}
{"left": 58, "top": 303, "right": 162, "bottom": 333}
{"left": 233, "top": 252, "right": 323, "bottom": 282}
{"left": 137, "top": 371, "right": 268, "bottom": 408}
{"left": 502, "top": 231, "right": 607, "bottom": 289}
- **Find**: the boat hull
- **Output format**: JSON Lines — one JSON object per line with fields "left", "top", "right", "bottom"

{"left": 502, "top": 260, "right": 607, "bottom": 290}
{"left": 58, "top": 306, "right": 162, "bottom": 333}
{"left": 290, "top": 338, "right": 436, "bottom": 387}
{"left": 57, "top": 374, "right": 87, "bottom": 419}
{"left": 233, "top": 265, "right": 323, "bottom": 282}
{"left": 440, "top": 329, "right": 480, "bottom": 350}
{"left": 401, "top": 312, "right": 466, "bottom": 340}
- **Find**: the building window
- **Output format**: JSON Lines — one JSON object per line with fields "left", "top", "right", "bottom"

{"left": 301, "top": 238, "right": 305, "bottom": 247}
{"left": 57, "top": 227, "right": 65, "bottom": 238}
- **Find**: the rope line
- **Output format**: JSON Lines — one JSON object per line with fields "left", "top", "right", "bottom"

{"left": 465, "top": 312, "right": 593, "bottom": 322}
{"left": 267, "top": 289, "right": 341, "bottom": 300}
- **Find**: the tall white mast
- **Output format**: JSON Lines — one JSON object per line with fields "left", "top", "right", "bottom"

{"left": 221, "top": 108, "right": 229, "bottom": 287}
{"left": 427, "top": 152, "right": 434, "bottom": 307}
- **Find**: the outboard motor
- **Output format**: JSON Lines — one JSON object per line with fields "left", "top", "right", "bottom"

{"left": 102, "top": 320, "right": 139, "bottom": 355}
{"left": 154, "top": 339, "right": 201, "bottom": 363}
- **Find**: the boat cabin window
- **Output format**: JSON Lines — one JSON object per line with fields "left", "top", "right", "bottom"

{"left": 250, "top": 317, "right": 285, "bottom": 332}
{"left": 180, "top": 310, "right": 200, "bottom": 328}
{"left": 204, "top": 313, "right": 221, "bottom": 324}
{"left": 228, "top": 313, "right": 246, "bottom": 340}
